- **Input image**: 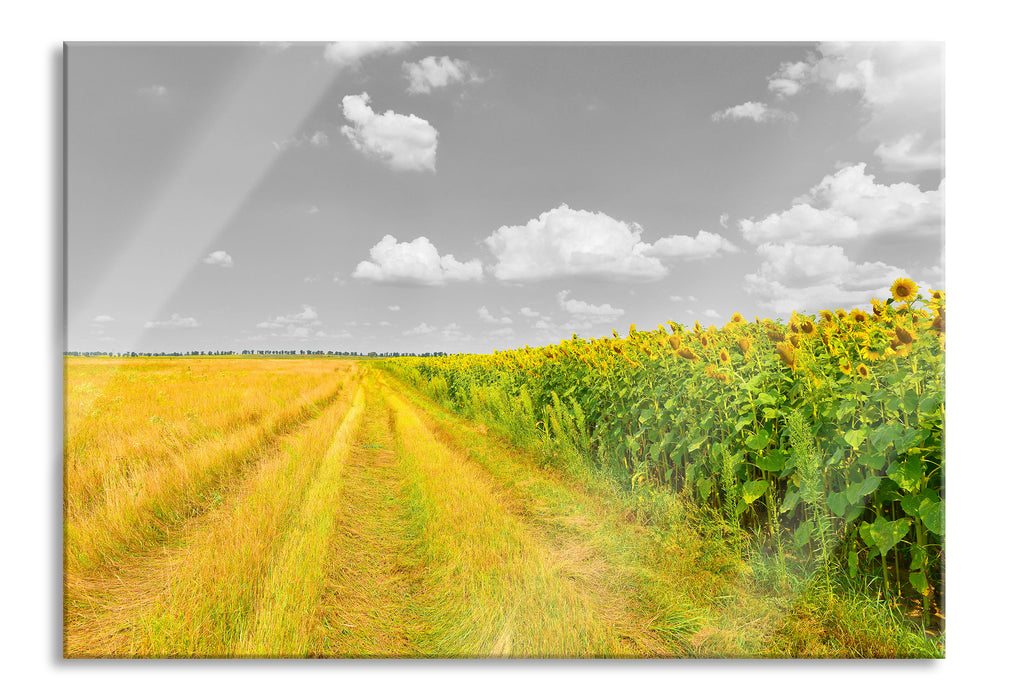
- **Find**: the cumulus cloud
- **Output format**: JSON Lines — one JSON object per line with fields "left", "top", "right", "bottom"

{"left": 144, "top": 313, "right": 199, "bottom": 329}
{"left": 477, "top": 306, "right": 512, "bottom": 324}
{"left": 138, "top": 84, "right": 167, "bottom": 98}
{"left": 93, "top": 314, "right": 114, "bottom": 323}
{"left": 323, "top": 42, "right": 411, "bottom": 71}
{"left": 353, "top": 235, "right": 483, "bottom": 285}
{"left": 557, "top": 290, "right": 624, "bottom": 324}
{"left": 767, "top": 42, "right": 943, "bottom": 171}
{"left": 273, "top": 130, "right": 330, "bottom": 152}
{"left": 719, "top": 213, "right": 730, "bottom": 229}
{"left": 254, "top": 305, "right": 324, "bottom": 339}
{"left": 388, "top": 305, "right": 401, "bottom": 311}
{"left": 647, "top": 230, "right": 741, "bottom": 258}
{"left": 711, "top": 101, "right": 797, "bottom": 123}
{"left": 404, "top": 56, "right": 482, "bottom": 94}
{"left": 202, "top": 250, "right": 234, "bottom": 268}
{"left": 743, "top": 241, "right": 907, "bottom": 315}
{"left": 403, "top": 322, "right": 436, "bottom": 336}
{"left": 340, "top": 93, "right": 438, "bottom": 172}
{"left": 485, "top": 205, "right": 739, "bottom": 283}
{"left": 737, "top": 163, "right": 943, "bottom": 245}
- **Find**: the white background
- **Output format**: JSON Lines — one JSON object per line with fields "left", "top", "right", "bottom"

{"left": 1, "top": 1, "right": 1002, "bottom": 697}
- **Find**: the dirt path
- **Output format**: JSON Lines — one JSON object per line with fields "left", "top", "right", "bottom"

{"left": 66, "top": 363, "right": 708, "bottom": 657}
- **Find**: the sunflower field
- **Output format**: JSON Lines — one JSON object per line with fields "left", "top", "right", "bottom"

{"left": 383, "top": 279, "right": 945, "bottom": 622}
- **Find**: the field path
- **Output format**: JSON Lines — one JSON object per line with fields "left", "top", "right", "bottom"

{"left": 66, "top": 362, "right": 709, "bottom": 658}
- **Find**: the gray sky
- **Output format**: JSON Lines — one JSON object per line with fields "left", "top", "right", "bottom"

{"left": 67, "top": 42, "right": 943, "bottom": 354}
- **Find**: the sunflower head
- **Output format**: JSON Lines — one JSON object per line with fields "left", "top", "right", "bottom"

{"left": 767, "top": 328, "right": 785, "bottom": 342}
{"left": 856, "top": 363, "right": 870, "bottom": 379}
{"left": 776, "top": 342, "right": 797, "bottom": 368}
{"left": 891, "top": 277, "right": 919, "bottom": 303}
{"left": 629, "top": 323, "right": 636, "bottom": 334}
{"left": 930, "top": 289, "right": 945, "bottom": 302}
{"left": 871, "top": 298, "right": 886, "bottom": 317}
{"left": 930, "top": 313, "right": 945, "bottom": 334}
{"left": 839, "top": 360, "right": 852, "bottom": 375}
{"left": 851, "top": 309, "right": 868, "bottom": 323}
{"left": 819, "top": 310, "right": 834, "bottom": 323}
{"left": 668, "top": 334, "right": 683, "bottom": 350}
{"left": 719, "top": 348, "right": 731, "bottom": 364}
{"left": 789, "top": 334, "right": 801, "bottom": 348}
{"left": 694, "top": 320, "right": 702, "bottom": 333}
{"left": 800, "top": 319, "right": 815, "bottom": 335}
{"left": 677, "top": 346, "right": 699, "bottom": 361}
{"left": 731, "top": 312, "right": 745, "bottom": 323}
{"left": 737, "top": 336, "right": 752, "bottom": 355}
{"left": 895, "top": 324, "right": 917, "bottom": 345}
{"left": 700, "top": 334, "right": 710, "bottom": 348}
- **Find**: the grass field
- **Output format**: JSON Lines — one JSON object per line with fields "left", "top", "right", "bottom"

{"left": 63, "top": 356, "right": 941, "bottom": 658}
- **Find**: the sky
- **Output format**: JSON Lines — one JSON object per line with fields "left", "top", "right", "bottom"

{"left": 66, "top": 41, "right": 944, "bottom": 354}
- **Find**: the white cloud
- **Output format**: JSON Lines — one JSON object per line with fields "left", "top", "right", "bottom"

{"left": 703, "top": 309, "right": 721, "bottom": 319}
{"left": 254, "top": 305, "right": 325, "bottom": 339}
{"left": 647, "top": 230, "right": 740, "bottom": 259}
{"left": 711, "top": 101, "right": 796, "bottom": 123}
{"left": 340, "top": 93, "right": 438, "bottom": 172}
{"left": 557, "top": 290, "right": 624, "bottom": 324}
{"left": 487, "top": 327, "right": 515, "bottom": 338}
{"left": 388, "top": 305, "right": 401, "bottom": 311}
{"left": 403, "top": 322, "right": 436, "bottom": 336}
{"left": 93, "top": 314, "right": 114, "bottom": 323}
{"left": 738, "top": 163, "right": 943, "bottom": 245}
{"left": 719, "top": 213, "right": 730, "bottom": 229}
{"left": 273, "top": 130, "right": 330, "bottom": 152}
{"left": 404, "top": 56, "right": 481, "bottom": 94}
{"left": 202, "top": 250, "right": 234, "bottom": 268}
{"left": 323, "top": 42, "right": 411, "bottom": 71}
{"left": 743, "top": 242, "right": 907, "bottom": 315}
{"left": 767, "top": 43, "right": 943, "bottom": 171}
{"left": 306, "top": 205, "right": 320, "bottom": 215}
{"left": 353, "top": 235, "right": 483, "bottom": 285}
{"left": 485, "top": 205, "right": 738, "bottom": 283}
{"left": 477, "top": 306, "right": 512, "bottom": 324}
{"left": 138, "top": 84, "right": 167, "bottom": 98}
{"left": 519, "top": 307, "right": 545, "bottom": 319}
{"left": 144, "top": 313, "right": 199, "bottom": 329}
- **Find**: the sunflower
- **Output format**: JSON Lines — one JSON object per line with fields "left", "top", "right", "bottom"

{"left": 700, "top": 334, "right": 710, "bottom": 348}
{"left": 776, "top": 342, "right": 797, "bottom": 368}
{"left": 895, "top": 324, "right": 917, "bottom": 345}
{"left": 930, "top": 289, "right": 945, "bottom": 302}
{"left": 871, "top": 298, "right": 886, "bottom": 317}
{"left": 856, "top": 363, "right": 870, "bottom": 379}
{"left": 719, "top": 348, "right": 731, "bottom": 363}
{"left": 819, "top": 310, "right": 834, "bottom": 323}
{"left": 851, "top": 309, "right": 868, "bottom": 323}
{"left": 890, "top": 278, "right": 918, "bottom": 303}
{"left": 668, "top": 334, "right": 683, "bottom": 350}
{"left": 839, "top": 360, "right": 852, "bottom": 375}
{"left": 930, "top": 313, "right": 945, "bottom": 334}
{"left": 677, "top": 346, "right": 699, "bottom": 361}
{"left": 737, "top": 336, "right": 752, "bottom": 355}
{"left": 731, "top": 312, "right": 745, "bottom": 323}
{"left": 629, "top": 323, "right": 636, "bottom": 334}
{"left": 694, "top": 320, "right": 702, "bottom": 333}
{"left": 767, "top": 329, "right": 786, "bottom": 342}
{"left": 789, "top": 334, "right": 801, "bottom": 348}
{"left": 800, "top": 319, "right": 815, "bottom": 335}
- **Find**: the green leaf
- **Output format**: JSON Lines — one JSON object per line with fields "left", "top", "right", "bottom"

{"left": 780, "top": 488, "right": 800, "bottom": 514}
{"left": 901, "top": 488, "right": 939, "bottom": 517}
{"left": 848, "top": 549, "right": 859, "bottom": 578}
{"left": 756, "top": 449, "right": 787, "bottom": 473}
{"left": 741, "top": 479, "right": 769, "bottom": 504}
{"left": 894, "top": 428, "right": 925, "bottom": 455}
{"left": 688, "top": 436, "right": 706, "bottom": 452}
{"left": 902, "top": 390, "right": 919, "bottom": 412}
{"left": 794, "top": 520, "right": 813, "bottom": 547}
{"left": 845, "top": 476, "right": 882, "bottom": 505}
{"left": 918, "top": 496, "right": 944, "bottom": 536}
{"left": 886, "top": 453, "right": 923, "bottom": 491}
{"left": 858, "top": 522, "right": 874, "bottom": 548}
{"left": 868, "top": 517, "right": 910, "bottom": 557}
{"left": 909, "top": 571, "right": 929, "bottom": 596}
{"left": 746, "top": 429, "right": 771, "bottom": 451}
{"left": 826, "top": 491, "right": 849, "bottom": 518}
{"left": 843, "top": 429, "right": 867, "bottom": 449}
{"left": 918, "top": 396, "right": 939, "bottom": 415}
{"left": 870, "top": 423, "right": 902, "bottom": 451}
{"left": 756, "top": 391, "right": 778, "bottom": 406}
{"left": 697, "top": 476, "right": 713, "bottom": 501}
